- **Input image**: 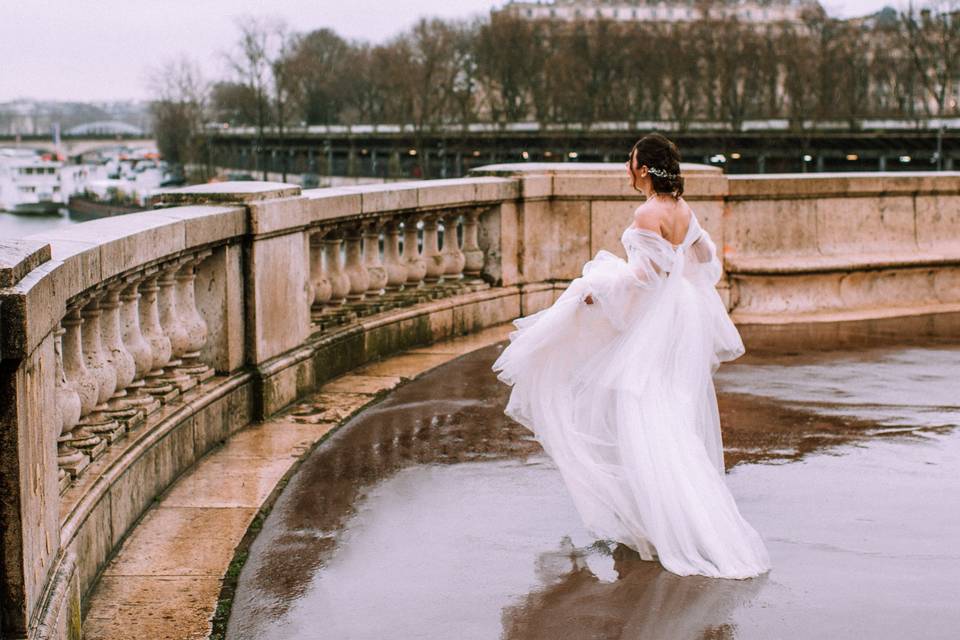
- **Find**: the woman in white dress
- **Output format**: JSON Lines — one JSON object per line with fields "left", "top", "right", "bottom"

{"left": 492, "top": 133, "right": 771, "bottom": 580}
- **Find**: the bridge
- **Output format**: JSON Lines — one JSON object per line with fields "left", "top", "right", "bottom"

{"left": 0, "top": 135, "right": 156, "bottom": 158}
{"left": 1, "top": 164, "right": 959, "bottom": 638}
{"left": 208, "top": 118, "right": 960, "bottom": 179}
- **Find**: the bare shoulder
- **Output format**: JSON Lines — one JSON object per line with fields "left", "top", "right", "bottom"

{"left": 631, "top": 202, "right": 662, "bottom": 233}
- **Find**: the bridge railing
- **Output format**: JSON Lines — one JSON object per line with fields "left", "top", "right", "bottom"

{"left": 1, "top": 164, "right": 958, "bottom": 639}
{"left": 0, "top": 175, "right": 521, "bottom": 639}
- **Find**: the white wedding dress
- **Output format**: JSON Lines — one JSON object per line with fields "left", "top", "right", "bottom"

{"left": 493, "top": 209, "right": 771, "bottom": 579}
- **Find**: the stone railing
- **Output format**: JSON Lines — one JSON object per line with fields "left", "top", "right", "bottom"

{"left": 1, "top": 164, "right": 958, "bottom": 639}
{"left": 722, "top": 173, "right": 960, "bottom": 323}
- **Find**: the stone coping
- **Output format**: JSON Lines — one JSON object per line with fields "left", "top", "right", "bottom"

{"left": 153, "top": 181, "right": 301, "bottom": 205}
{"left": 470, "top": 162, "right": 728, "bottom": 199}
{"left": 80, "top": 323, "right": 514, "bottom": 640}
{"left": 0, "top": 239, "right": 50, "bottom": 288}
{"left": 1, "top": 175, "right": 523, "bottom": 358}
{"left": 726, "top": 171, "right": 960, "bottom": 198}
{"left": 732, "top": 302, "right": 960, "bottom": 326}
{"left": 727, "top": 249, "right": 960, "bottom": 274}
{"left": 0, "top": 204, "right": 246, "bottom": 359}
{"left": 471, "top": 161, "right": 722, "bottom": 175}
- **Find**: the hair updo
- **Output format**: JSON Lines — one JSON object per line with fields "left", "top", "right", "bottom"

{"left": 630, "top": 133, "right": 684, "bottom": 198}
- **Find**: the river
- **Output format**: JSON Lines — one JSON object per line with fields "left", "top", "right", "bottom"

{"left": 0, "top": 207, "right": 114, "bottom": 241}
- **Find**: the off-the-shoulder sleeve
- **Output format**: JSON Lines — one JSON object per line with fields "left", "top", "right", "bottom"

{"left": 684, "top": 227, "right": 723, "bottom": 286}
{"left": 576, "top": 251, "right": 657, "bottom": 329}
{"left": 682, "top": 228, "right": 745, "bottom": 366}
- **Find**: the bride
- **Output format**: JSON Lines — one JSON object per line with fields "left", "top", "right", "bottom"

{"left": 492, "top": 133, "right": 771, "bottom": 580}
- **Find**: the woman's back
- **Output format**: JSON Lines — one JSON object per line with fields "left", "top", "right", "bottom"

{"left": 631, "top": 196, "right": 694, "bottom": 247}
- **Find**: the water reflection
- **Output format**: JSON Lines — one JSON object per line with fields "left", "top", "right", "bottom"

{"left": 231, "top": 350, "right": 541, "bottom": 627}
{"left": 502, "top": 539, "right": 766, "bottom": 640}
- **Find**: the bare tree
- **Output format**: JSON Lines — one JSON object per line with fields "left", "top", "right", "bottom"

{"left": 475, "top": 14, "right": 542, "bottom": 122}
{"left": 148, "top": 55, "right": 210, "bottom": 179}
{"left": 226, "top": 16, "right": 276, "bottom": 179}
{"left": 193, "top": 6, "right": 956, "bottom": 163}
{"left": 287, "top": 28, "right": 354, "bottom": 125}
{"left": 901, "top": 1, "right": 960, "bottom": 117}
{"left": 210, "top": 81, "right": 260, "bottom": 125}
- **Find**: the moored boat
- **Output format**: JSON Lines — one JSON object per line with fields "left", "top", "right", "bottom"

{"left": 0, "top": 148, "right": 66, "bottom": 214}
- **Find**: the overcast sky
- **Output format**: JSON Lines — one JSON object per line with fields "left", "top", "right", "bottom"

{"left": 2, "top": 0, "right": 902, "bottom": 103}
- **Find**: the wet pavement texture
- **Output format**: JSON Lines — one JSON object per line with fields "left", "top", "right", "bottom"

{"left": 227, "top": 339, "right": 960, "bottom": 640}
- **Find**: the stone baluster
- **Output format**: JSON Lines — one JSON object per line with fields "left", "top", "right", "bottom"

{"left": 79, "top": 295, "right": 123, "bottom": 443}
{"left": 100, "top": 283, "right": 142, "bottom": 427}
{"left": 310, "top": 231, "right": 333, "bottom": 315}
{"left": 120, "top": 275, "right": 161, "bottom": 416}
{"left": 343, "top": 226, "right": 369, "bottom": 302}
{"left": 421, "top": 215, "right": 445, "bottom": 286}
{"left": 157, "top": 260, "right": 195, "bottom": 392}
{"left": 324, "top": 233, "right": 351, "bottom": 307}
{"left": 139, "top": 271, "right": 177, "bottom": 402}
{"left": 55, "top": 324, "right": 87, "bottom": 480}
{"left": 462, "top": 207, "right": 486, "bottom": 289}
{"left": 363, "top": 221, "right": 388, "bottom": 298}
{"left": 303, "top": 234, "right": 315, "bottom": 313}
{"left": 402, "top": 216, "right": 427, "bottom": 290}
{"left": 382, "top": 219, "right": 407, "bottom": 292}
{"left": 62, "top": 306, "right": 106, "bottom": 462}
{"left": 175, "top": 253, "right": 214, "bottom": 384}
{"left": 441, "top": 211, "right": 466, "bottom": 286}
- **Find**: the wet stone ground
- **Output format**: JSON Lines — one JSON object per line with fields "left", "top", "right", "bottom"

{"left": 226, "top": 337, "right": 960, "bottom": 640}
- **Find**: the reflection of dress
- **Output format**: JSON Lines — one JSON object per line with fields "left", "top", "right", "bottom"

{"left": 501, "top": 539, "right": 767, "bottom": 639}
{"left": 493, "top": 210, "right": 771, "bottom": 579}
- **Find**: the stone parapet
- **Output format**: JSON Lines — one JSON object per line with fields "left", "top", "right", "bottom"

{"left": 0, "top": 165, "right": 957, "bottom": 639}
{"left": 722, "top": 171, "right": 960, "bottom": 323}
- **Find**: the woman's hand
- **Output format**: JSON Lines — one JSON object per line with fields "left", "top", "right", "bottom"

{"left": 583, "top": 294, "right": 594, "bottom": 305}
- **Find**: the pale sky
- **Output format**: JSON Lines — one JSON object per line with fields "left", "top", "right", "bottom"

{"left": 2, "top": 0, "right": 901, "bottom": 102}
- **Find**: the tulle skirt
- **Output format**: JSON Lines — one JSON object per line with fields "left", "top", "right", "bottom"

{"left": 493, "top": 252, "right": 771, "bottom": 579}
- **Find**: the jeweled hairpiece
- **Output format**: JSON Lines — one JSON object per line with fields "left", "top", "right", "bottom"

{"left": 647, "top": 166, "right": 679, "bottom": 180}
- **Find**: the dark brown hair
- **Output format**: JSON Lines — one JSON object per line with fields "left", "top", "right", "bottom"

{"left": 630, "top": 133, "right": 684, "bottom": 198}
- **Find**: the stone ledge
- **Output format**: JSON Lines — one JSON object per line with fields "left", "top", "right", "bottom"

{"left": 727, "top": 171, "right": 960, "bottom": 199}
{"left": 153, "top": 181, "right": 301, "bottom": 206}
{"left": 0, "top": 238, "right": 50, "bottom": 288}
{"left": 727, "top": 249, "right": 960, "bottom": 274}
{"left": 732, "top": 301, "right": 960, "bottom": 326}
{"left": 470, "top": 162, "right": 725, "bottom": 200}
{"left": 301, "top": 177, "right": 520, "bottom": 222}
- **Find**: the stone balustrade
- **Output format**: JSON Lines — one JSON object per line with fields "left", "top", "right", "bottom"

{"left": 1, "top": 165, "right": 958, "bottom": 639}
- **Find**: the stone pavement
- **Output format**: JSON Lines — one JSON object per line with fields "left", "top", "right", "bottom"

{"left": 81, "top": 324, "right": 514, "bottom": 640}
{"left": 225, "top": 340, "right": 960, "bottom": 640}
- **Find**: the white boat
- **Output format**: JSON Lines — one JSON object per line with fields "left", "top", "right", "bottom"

{"left": 0, "top": 148, "right": 66, "bottom": 214}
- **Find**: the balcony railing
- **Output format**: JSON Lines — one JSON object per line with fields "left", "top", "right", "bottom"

{"left": 0, "top": 163, "right": 958, "bottom": 639}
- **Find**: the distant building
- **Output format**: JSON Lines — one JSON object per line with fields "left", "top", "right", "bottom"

{"left": 499, "top": 0, "right": 824, "bottom": 25}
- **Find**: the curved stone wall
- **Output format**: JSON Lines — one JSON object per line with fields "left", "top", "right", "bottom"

{"left": 0, "top": 164, "right": 957, "bottom": 639}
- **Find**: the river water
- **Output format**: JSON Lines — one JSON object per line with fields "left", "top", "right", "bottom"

{"left": 0, "top": 208, "right": 86, "bottom": 241}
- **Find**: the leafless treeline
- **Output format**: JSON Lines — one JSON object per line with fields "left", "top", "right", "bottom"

{"left": 151, "top": 2, "right": 960, "bottom": 168}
